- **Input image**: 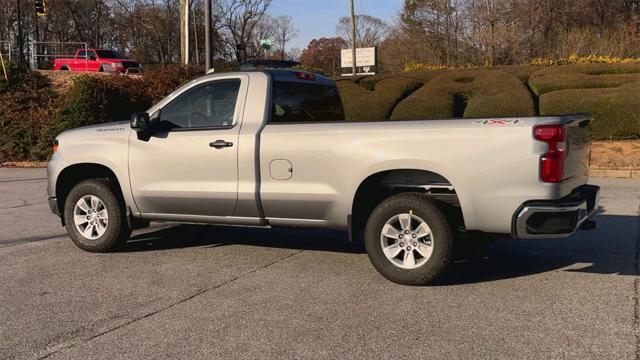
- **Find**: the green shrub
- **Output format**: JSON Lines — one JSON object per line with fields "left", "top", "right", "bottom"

{"left": 530, "top": 64, "right": 640, "bottom": 139}
{"left": 143, "top": 64, "right": 203, "bottom": 102}
{"left": 336, "top": 77, "right": 422, "bottom": 120}
{"left": 0, "top": 71, "right": 60, "bottom": 162}
{"left": 390, "top": 70, "right": 478, "bottom": 119}
{"left": 53, "top": 75, "right": 151, "bottom": 133}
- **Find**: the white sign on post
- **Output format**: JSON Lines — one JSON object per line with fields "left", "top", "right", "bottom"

{"left": 341, "top": 47, "right": 376, "bottom": 75}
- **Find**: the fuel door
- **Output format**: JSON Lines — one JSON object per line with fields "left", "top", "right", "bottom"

{"left": 269, "top": 159, "right": 293, "bottom": 180}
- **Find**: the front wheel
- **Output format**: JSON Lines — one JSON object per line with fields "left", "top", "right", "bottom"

{"left": 63, "top": 179, "right": 131, "bottom": 252}
{"left": 364, "top": 193, "right": 453, "bottom": 285}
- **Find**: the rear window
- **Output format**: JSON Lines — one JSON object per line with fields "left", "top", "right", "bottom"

{"left": 96, "top": 50, "right": 126, "bottom": 59}
{"left": 271, "top": 81, "right": 345, "bottom": 123}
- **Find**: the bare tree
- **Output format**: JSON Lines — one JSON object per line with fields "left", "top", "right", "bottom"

{"left": 287, "top": 46, "right": 301, "bottom": 61}
{"left": 217, "top": 0, "right": 271, "bottom": 63}
{"left": 273, "top": 15, "right": 298, "bottom": 60}
{"left": 336, "top": 14, "right": 388, "bottom": 48}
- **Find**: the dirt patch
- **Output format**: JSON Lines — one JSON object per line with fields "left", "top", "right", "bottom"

{"left": 0, "top": 161, "right": 48, "bottom": 168}
{"left": 591, "top": 140, "right": 640, "bottom": 169}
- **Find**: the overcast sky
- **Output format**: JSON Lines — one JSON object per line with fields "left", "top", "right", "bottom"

{"left": 268, "top": 0, "right": 403, "bottom": 50}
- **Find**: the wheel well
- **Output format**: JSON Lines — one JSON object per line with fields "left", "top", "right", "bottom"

{"left": 56, "top": 164, "right": 125, "bottom": 219}
{"left": 350, "top": 169, "right": 463, "bottom": 239}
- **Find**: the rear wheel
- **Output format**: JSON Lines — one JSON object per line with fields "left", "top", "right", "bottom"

{"left": 364, "top": 193, "right": 453, "bottom": 285}
{"left": 63, "top": 179, "right": 130, "bottom": 252}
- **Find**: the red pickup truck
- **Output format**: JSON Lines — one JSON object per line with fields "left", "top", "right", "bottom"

{"left": 53, "top": 49, "right": 141, "bottom": 74}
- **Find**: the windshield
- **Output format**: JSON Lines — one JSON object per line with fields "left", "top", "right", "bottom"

{"left": 95, "top": 50, "right": 127, "bottom": 59}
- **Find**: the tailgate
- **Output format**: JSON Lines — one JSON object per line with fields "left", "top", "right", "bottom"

{"left": 563, "top": 115, "right": 592, "bottom": 186}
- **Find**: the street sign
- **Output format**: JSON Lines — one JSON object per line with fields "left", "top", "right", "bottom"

{"left": 259, "top": 39, "right": 273, "bottom": 50}
{"left": 340, "top": 47, "right": 377, "bottom": 76}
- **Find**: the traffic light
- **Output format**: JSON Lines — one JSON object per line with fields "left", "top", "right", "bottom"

{"left": 35, "top": 0, "right": 46, "bottom": 16}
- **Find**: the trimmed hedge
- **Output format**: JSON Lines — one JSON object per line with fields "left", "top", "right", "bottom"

{"left": 336, "top": 77, "right": 422, "bottom": 120}
{"left": 464, "top": 70, "right": 535, "bottom": 118}
{"left": 390, "top": 69, "right": 534, "bottom": 120}
{"left": 529, "top": 64, "right": 640, "bottom": 139}
{"left": 341, "top": 64, "right": 637, "bottom": 140}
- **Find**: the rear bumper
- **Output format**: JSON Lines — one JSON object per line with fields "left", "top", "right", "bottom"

{"left": 513, "top": 184, "right": 600, "bottom": 239}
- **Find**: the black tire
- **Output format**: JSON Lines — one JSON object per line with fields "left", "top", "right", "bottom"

{"left": 364, "top": 193, "right": 453, "bottom": 285}
{"left": 63, "top": 179, "right": 131, "bottom": 252}
{"left": 98, "top": 66, "right": 104, "bottom": 72}
{"left": 60, "top": 66, "right": 69, "bottom": 71}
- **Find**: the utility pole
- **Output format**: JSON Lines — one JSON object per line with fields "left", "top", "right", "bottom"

{"left": 16, "top": 0, "right": 24, "bottom": 68}
{"left": 185, "top": 0, "right": 189, "bottom": 64}
{"left": 204, "top": 0, "right": 211, "bottom": 71}
{"left": 192, "top": 4, "right": 199, "bottom": 64}
{"left": 349, "top": 0, "right": 356, "bottom": 76}
{"left": 180, "top": 0, "right": 189, "bottom": 64}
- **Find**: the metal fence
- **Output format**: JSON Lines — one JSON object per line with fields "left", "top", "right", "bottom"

{"left": 29, "top": 41, "right": 88, "bottom": 70}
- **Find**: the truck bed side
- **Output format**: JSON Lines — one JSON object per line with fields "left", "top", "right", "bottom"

{"left": 258, "top": 115, "right": 590, "bottom": 234}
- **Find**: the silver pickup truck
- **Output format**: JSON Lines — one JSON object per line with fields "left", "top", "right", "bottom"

{"left": 47, "top": 69, "right": 599, "bottom": 285}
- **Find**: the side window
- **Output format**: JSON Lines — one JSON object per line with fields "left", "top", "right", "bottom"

{"left": 271, "top": 81, "right": 345, "bottom": 123}
{"left": 159, "top": 79, "right": 241, "bottom": 129}
{"left": 88, "top": 51, "right": 97, "bottom": 60}
{"left": 77, "top": 50, "right": 86, "bottom": 58}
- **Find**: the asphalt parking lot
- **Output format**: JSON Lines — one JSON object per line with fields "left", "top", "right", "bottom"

{"left": 0, "top": 168, "right": 638, "bottom": 360}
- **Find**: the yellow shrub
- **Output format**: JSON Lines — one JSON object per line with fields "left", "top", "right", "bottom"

{"left": 531, "top": 54, "right": 640, "bottom": 66}
{"left": 402, "top": 62, "right": 449, "bottom": 72}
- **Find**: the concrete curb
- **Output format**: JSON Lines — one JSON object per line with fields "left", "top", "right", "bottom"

{"left": 590, "top": 168, "right": 640, "bottom": 179}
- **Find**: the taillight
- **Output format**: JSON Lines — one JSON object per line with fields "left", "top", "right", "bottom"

{"left": 52, "top": 139, "right": 59, "bottom": 154}
{"left": 534, "top": 125, "right": 565, "bottom": 183}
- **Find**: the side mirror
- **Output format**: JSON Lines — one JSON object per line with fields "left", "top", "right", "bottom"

{"left": 130, "top": 112, "right": 150, "bottom": 132}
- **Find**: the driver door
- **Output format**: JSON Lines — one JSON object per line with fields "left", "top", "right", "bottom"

{"left": 129, "top": 76, "right": 247, "bottom": 217}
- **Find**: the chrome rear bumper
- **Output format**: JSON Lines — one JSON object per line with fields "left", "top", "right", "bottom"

{"left": 514, "top": 184, "right": 600, "bottom": 239}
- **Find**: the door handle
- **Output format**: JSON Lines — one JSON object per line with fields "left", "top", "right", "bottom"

{"left": 209, "top": 140, "right": 233, "bottom": 149}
